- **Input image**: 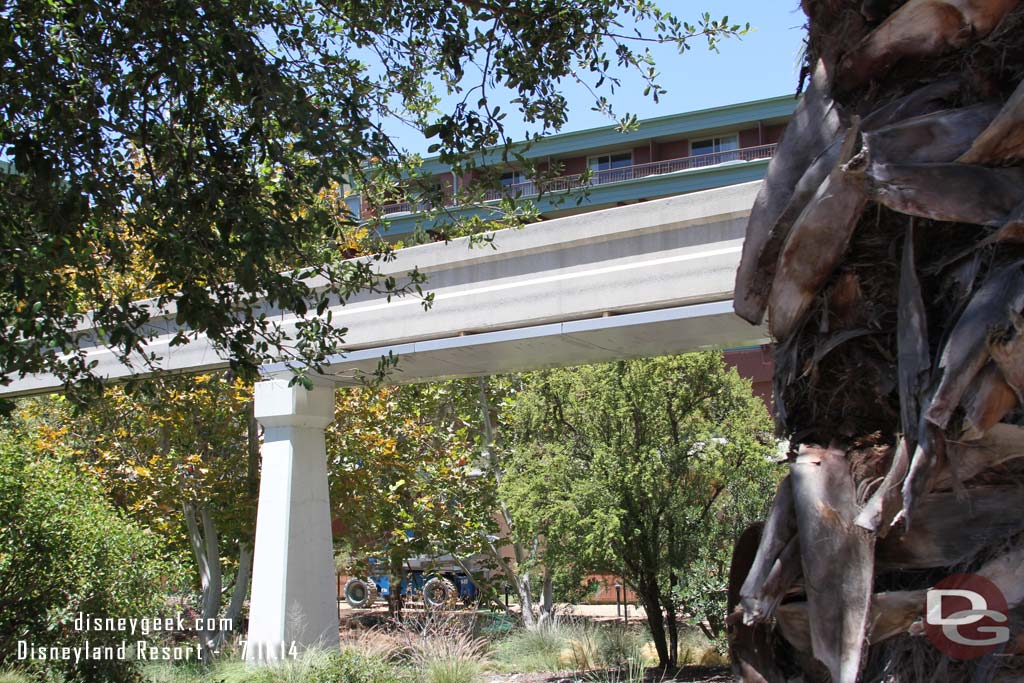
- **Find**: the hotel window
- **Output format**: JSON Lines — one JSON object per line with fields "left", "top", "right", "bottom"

{"left": 690, "top": 134, "right": 739, "bottom": 157}
{"left": 588, "top": 151, "right": 633, "bottom": 171}
{"left": 501, "top": 170, "right": 527, "bottom": 186}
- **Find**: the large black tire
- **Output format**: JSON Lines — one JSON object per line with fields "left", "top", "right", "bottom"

{"left": 422, "top": 576, "right": 457, "bottom": 609}
{"left": 344, "top": 577, "right": 377, "bottom": 609}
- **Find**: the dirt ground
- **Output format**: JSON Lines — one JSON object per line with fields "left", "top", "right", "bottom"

{"left": 336, "top": 601, "right": 653, "bottom": 630}
{"left": 337, "top": 602, "right": 646, "bottom": 620}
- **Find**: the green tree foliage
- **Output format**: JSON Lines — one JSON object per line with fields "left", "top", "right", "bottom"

{"left": 14, "top": 375, "right": 258, "bottom": 659}
{"left": 79, "top": 375, "right": 258, "bottom": 658}
{"left": 0, "top": 0, "right": 746, "bottom": 402}
{"left": 500, "top": 352, "right": 780, "bottom": 667}
{"left": 0, "top": 427, "right": 181, "bottom": 682}
{"left": 327, "top": 381, "right": 498, "bottom": 614}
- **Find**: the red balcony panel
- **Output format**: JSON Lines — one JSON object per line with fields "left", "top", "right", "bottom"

{"left": 765, "top": 123, "right": 786, "bottom": 144}
{"left": 656, "top": 139, "right": 689, "bottom": 160}
{"left": 739, "top": 127, "right": 761, "bottom": 148}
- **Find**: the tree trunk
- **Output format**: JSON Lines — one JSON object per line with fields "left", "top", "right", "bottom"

{"left": 183, "top": 501, "right": 216, "bottom": 660}
{"left": 478, "top": 534, "right": 534, "bottom": 625}
{"left": 223, "top": 542, "right": 252, "bottom": 634}
{"left": 537, "top": 565, "right": 554, "bottom": 627}
{"left": 731, "top": 3, "right": 1024, "bottom": 681}
{"left": 387, "top": 555, "right": 404, "bottom": 621}
{"left": 247, "top": 401, "right": 260, "bottom": 500}
{"left": 516, "top": 570, "right": 537, "bottom": 630}
{"left": 477, "top": 377, "right": 547, "bottom": 631}
{"left": 665, "top": 571, "right": 680, "bottom": 667}
{"left": 183, "top": 502, "right": 251, "bottom": 660}
{"left": 638, "top": 580, "right": 670, "bottom": 668}
{"left": 664, "top": 603, "right": 678, "bottom": 668}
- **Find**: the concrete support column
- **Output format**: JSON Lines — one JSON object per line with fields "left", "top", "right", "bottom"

{"left": 246, "top": 379, "right": 339, "bottom": 662}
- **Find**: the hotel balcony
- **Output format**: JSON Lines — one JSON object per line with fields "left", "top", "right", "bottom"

{"left": 374, "top": 142, "right": 777, "bottom": 229}
{"left": 478, "top": 143, "right": 777, "bottom": 203}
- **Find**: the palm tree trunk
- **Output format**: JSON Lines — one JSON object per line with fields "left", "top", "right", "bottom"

{"left": 731, "top": 3, "right": 1024, "bottom": 681}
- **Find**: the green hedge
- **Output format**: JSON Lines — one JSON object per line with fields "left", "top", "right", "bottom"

{"left": 0, "top": 435, "right": 179, "bottom": 682}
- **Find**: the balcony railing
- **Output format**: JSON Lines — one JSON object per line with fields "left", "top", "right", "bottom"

{"left": 379, "top": 199, "right": 440, "bottom": 216}
{"left": 379, "top": 142, "right": 776, "bottom": 214}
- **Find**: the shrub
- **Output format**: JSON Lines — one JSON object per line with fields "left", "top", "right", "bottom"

{"left": 554, "top": 621, "right": 649, "bottom": 672}
{"left": 593, "top": 625, "right": 646, "bottom": 669}
{"left": 580, "top": 649, "right": 648, "bottom": 683}
{"left": 422, "top": 657, "right": 481, "bottom": 683}
{"left": 492, "top": 623, "right": 567, "bottom": 672}
{"left": 316, "top": 649, "right": 406, "bottom": 683}
{"left": 341, "top": 628, "right": 404, "bottom": 662}
{"left": 0, "top": 671, "right": 37, "bottom": 683}
{"left": 395, "top": 612, "right": 488, "bottom": 683}
{"left": 0, "top": 434, "right": 180, "bottom": 682}
{"left": 140, "top": 660, "right": 210, "bottom": 683}
{"left": 243, "top": 648, "right": 405, "bottom": 683}
{"left": 493, "top": 620, "right": 651, "bottom": 674}
{"left": 141, "top": 649, "right": 406, "bottom": 683}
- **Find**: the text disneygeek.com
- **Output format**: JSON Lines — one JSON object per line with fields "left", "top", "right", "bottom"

{"left": 14, "top": 612, "right": 238, "bottom": 664}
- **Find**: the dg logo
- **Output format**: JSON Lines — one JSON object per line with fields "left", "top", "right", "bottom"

{"left": 924, "top": 573, "right": 1010, "bottom": 660}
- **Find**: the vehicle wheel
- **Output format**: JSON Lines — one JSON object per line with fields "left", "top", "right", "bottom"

{"left": 422, "top": 576, "right": 457, "bottom": 609}
{"left": 344, "top": 577, "right": 377, "bottom": 609}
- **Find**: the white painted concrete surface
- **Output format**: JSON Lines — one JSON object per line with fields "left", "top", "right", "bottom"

{"left": 0, "top": 180, "right": 764, "bottom": 396}
{"left": 246, "top": 379, "right": 339, "bottom": 660}
{"left": 269, "top": 299, "right": 766, "bottom": 386}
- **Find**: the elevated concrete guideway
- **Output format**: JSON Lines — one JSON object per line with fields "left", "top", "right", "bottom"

{"left": 267, "top": 179, "right": 768, "bottom": 383}
{"left": 0, "top": 180, "right": 766, "bottom": 397}
{"left": 1, "top": 179, "right": 768, "bottom": 663}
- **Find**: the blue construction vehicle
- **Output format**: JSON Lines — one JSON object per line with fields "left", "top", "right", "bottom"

{"left": 342, "top": 554, "right": 481, "bottom": 609}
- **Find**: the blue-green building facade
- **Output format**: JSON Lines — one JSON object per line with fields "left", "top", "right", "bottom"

{"left": 361, "top": 95, "right": 795, "bottom": 236}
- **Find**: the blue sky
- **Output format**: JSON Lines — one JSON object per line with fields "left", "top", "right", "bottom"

{"left": 387, "top": 2, "right": 808, "bottom": 156}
